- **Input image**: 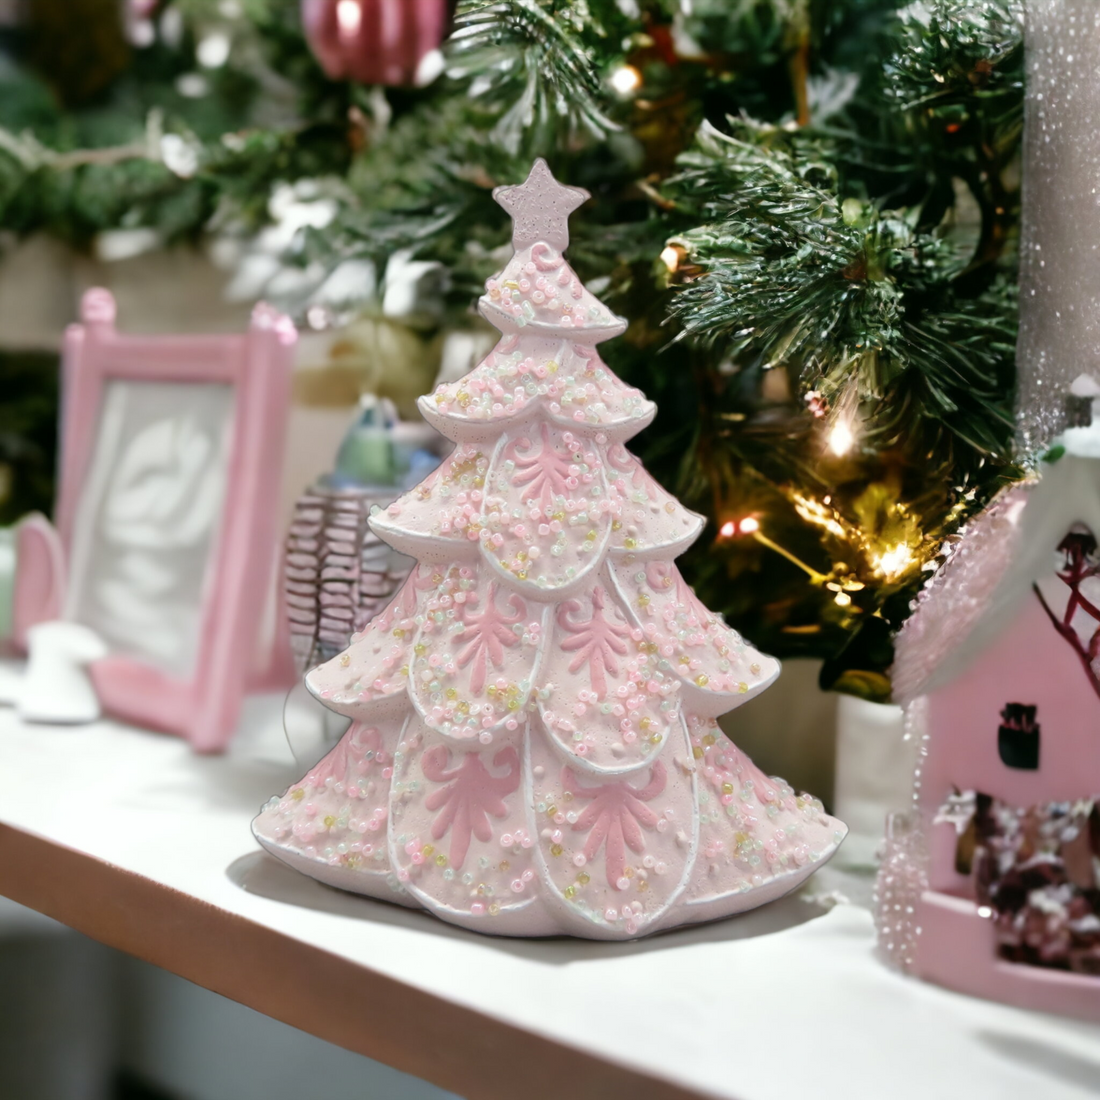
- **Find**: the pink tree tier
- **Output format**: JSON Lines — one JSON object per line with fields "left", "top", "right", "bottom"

{"left": 253, "top": 160, "right": 846, "bottom": 939}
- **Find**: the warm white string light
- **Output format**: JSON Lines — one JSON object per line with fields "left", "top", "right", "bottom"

{"left": 827, "top": 417, "right": 855, "bottom": 456}
{"left": 610, "top": 64, "right": 642, "bottom": 95}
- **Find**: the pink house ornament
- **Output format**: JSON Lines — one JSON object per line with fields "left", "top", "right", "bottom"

{"left": 880, "top": 410, "right": 1100, "bottom": 1019}
{"left": 253, "top": 160, "right": 846, "bottom": 939}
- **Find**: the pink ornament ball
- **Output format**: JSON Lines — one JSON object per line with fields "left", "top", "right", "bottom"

{"left": 301, "top": 0, "right": 454, "bottom": 87}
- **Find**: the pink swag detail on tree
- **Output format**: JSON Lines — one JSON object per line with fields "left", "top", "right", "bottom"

{"left": 452, "top": 584, "right": 526, "bottom": 697}
{"left": 421, "top": 745, "right": 521, "bottom": 868}
{"left": 557, "top": 586, "right": 631, "bottom": 701}
{"left": 564, "top": 761, "right": 667, "bottom": 889}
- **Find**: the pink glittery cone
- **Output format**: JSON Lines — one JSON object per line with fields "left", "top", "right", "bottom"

{"left": 253, "top": 160, "right": 846, "bottom": 939}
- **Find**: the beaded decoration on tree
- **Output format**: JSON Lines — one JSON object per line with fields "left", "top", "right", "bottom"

{"left": 253, "top": 160, "right": 846, "bottom": 939}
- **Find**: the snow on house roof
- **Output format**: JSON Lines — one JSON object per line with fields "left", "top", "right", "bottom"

{"left": 892, "top": 435, "right": 1100, "bottom": 706}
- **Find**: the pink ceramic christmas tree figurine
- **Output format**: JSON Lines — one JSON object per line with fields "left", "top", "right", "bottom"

{"left": 253, "top": 160, "right": 846, "bottom": 939}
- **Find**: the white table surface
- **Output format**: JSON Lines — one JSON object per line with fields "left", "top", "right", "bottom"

{"left": 1, "top": 676, "right": 1098, "bottom": 1100}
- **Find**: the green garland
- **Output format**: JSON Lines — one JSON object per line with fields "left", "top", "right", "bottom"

{"left": 0, "top": 0, "right": 1025, "bottom": 698}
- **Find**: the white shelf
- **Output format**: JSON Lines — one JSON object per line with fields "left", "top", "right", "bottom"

{"left": 0, "top": 671, "right": 1097, "bottom": 1100}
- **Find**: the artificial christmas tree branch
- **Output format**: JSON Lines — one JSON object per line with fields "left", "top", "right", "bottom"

{"left": 0, "top": 0, "right": 1026, "bottom": 699}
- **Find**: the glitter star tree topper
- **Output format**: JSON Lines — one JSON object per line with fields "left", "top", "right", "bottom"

{"left": 254, "top": 159, "right": 846, "bottom": 939}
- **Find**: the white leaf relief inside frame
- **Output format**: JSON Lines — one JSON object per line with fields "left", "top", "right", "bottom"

{"left": 67, "top": 379, "right": 234, "bottom": 679}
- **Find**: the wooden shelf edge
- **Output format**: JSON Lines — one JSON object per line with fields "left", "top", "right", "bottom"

{"left": 0, "top": 823, "right": 712, "bottom": 1100}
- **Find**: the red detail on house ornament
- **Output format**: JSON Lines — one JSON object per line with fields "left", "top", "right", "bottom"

{"left": 1033, "top": 529, "right": 1100, "bottom": 701}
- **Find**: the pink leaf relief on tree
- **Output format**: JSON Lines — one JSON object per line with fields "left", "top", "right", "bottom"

{"left": 508, "top": 422, "right": 580, "bottom": 509}
{"left": 369, "top": 564, "right": 431, "bottom": 633}
{"left": 605, "top": 442, "right": 648, "bottom": 490}
{"left": 557, "top": 586, "right": 631, "bottom": 699}
{"left": 421, "top": 746, "right": 521, "bottom": 868}
{"left": 564, "top": 761, "right": 667, "bottom": 889}
{"left": 304, "top": 723, "right": 391, "bottom": 789}
{"left": 453, "top": 583, "right": 525, "bottom": 695}
{"left": 645, "top": 562, "right": 709, "bottom": 626}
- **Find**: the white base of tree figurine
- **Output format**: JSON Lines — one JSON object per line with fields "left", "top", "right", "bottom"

{"left": 254, "top": 161, "right": 846, "bottom": 939}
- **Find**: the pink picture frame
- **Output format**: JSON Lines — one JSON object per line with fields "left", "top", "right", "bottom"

{"left": 55, "top": 288, "right": 296, "bottom": 752}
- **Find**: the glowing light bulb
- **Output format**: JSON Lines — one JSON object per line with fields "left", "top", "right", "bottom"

{"left": 827, "top": 419, "right": 855, "bottom": 456}
{"left": 197, "top": 31, "right": 230, "bottom": 68}
{"left": 872, "top": 543, "right": 914, "bottom": 582}
{"left": 660, "top": 245, "right": 680, "bottom": 273}
{"left": 610, "top": 65, "right": 642, "bottom": 95}
{"left": 719, "top": 517, "right": 759, "bottom": 539}
{"left": 337, "top": 0, "right": 362, "bottom": 35}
